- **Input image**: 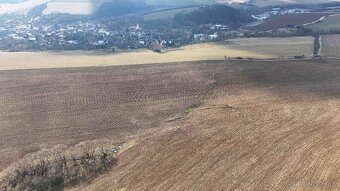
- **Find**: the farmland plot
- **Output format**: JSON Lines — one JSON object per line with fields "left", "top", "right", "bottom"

{"left": 248, "top": 13, "right": 332, "bottom": 32}
{"left": 70, "top": 59, "right": 340, "bottom": 191}
{"left": 224, "top": 37, "right": 313, "bottom": 58}
{"left": 321, "top": 34, "right": 340, "bottom": 58}
{"left": 248, "top": 0, "right": 339, "bottom": 7}
{"left": 0, "top": 59, "right": 339, "bottom": 191}
{"left": 0, "top": 37, "right": 314, "bottom": 70}
{"left": 0, "top": 63, "right": 215, "bottom": 172}
{"left": 307, "top": 14, "right": 340, "bottom": 33}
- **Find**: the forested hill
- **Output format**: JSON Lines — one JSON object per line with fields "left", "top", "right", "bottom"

{"left": 95, "top": 0, "right": 147, "bottom": 18}
{"left": 174, "top": 5, "right": 255, "bottom": 26}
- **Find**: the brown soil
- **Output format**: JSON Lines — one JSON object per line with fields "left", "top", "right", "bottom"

{"left": 322, "top": 34, "right": 340, "bottom": 58}
{"left": 0, "top": 59, "right": 339, "bottom": 191}
{"left": 248, "top": 13, "right": 332, "bottom": 32}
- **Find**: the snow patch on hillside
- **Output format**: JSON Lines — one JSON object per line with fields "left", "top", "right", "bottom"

{"left": 0, "top": 0, "right": 108, "bottom": 15}
{"left": 0, "top": 0, "right": 48, "bottom": 14}
{"left": 43, "top": 0, "right": 107, "bottom": 15}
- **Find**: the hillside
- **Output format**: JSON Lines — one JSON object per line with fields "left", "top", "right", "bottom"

{"left": 0, "top": 59, "right": 339, "bottom": 190}
{"left": 145, "top": 0, "right": 215, "bottom": 7}
{"left": 1, "top": 0, "right": 340, "bottom": 190}
{"left": 174, "top": 5, "right": 255, "bottom": 26}
{"left": 0, "top": 0, "right": 143, "bottom": 15}
{"left": 0, "top": 0, "right": 49, "bottom": 14}
{"left": 249, "top": 0, "right": 340, "bottom": 7}
{"left": 1, "top": 0, "right": 339, "bottom": 15}
{"left": 0, "top": 0, "right": 213, "bottom": 15}
{"left": 0, "top": 0, "right": 26, "bottom": 3}
{"left": 0, "top": 0, "right": 215, "bottom": 15}
{"left": 0, "top": 0, "right": 107, "bottom": 15}
{"left": 95, "top": 0, "right": 146, "bottom": 18}
{"left": 68, "top": 59, "right": 340, "bottom": 191}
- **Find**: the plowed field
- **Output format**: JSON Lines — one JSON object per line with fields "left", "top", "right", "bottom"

{"left": 0, "top": 59, "right": 339, "bottom": 191}
{"left": 322, "top": 34, "right": 340, "bottom": 58}
{"left": 248, "top": 13, "right": 331, "bottom": 32}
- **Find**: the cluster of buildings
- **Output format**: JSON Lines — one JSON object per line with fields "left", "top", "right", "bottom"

{"left": 252, "top": 8, "right": 307, "bottom": 21}
{"left": 0, "top": 16, "right": 190, "bottom": 52}
{"left": 0, "top": 15, "right": 243, "bottom": 52}
{"left": 193, "top": 24, "right": 237, "bottom": 42}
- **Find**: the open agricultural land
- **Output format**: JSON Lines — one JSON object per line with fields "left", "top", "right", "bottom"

{"left": 0, "top": 58, "right": 339, "bottom": 190}
{"left": 145, "top": 0, "right": 214, "bottom": 6}
{"left": 248, "top": 0, "right": 340, "bottom": 7}
{"left": 0, "top": 62, "right": 214, "bottom": 173}
{"left": 321, "top": 34, "right": 340, "bottom": 58}
{"left": 224, "top": 37, "right": 313, "bottom": 59}
{"left": 248, "top": 13, "right": 332, "bottom": 32}
{"left": 0, "top": 37, "right": 313, "bottom": 70}
{"left": 307, "top": 14, "right": 340, "bottom": 33}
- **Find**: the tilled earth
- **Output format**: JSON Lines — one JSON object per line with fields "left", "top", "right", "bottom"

{"left": 0, "top": 59, "right": 340, "bottom": 191}
{"left": 0, "top": 62, "right": 215, "bottom": 171}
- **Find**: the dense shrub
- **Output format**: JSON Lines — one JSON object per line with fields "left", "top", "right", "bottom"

{"left": 0, "top": 140, "right": 121, "bottom": 191}
{"left": 174, "top": 5, "right": 255, "bottom": 26}
{"left": 95, "top": 0, "right": 147, "bottom": 18}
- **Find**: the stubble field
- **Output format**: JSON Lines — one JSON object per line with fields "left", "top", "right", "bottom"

{"left": 0, "top": 37, "right": 313, "bottom": 70}
{"left": 224, "top": 37, "right": 313, "bottom": 58}
{"left": 0, "top": 58, "right": 339, "bottom": 190}
{"left": 248, "top": 13, "right": 332, "bottom": 32}
{"left": 307, "top": 14, "right": 340, "bottom": 33}
{"left": 321, "top": 34, "right": 340, "bottom": 58}
{"left": 248, "top": 0, "right": 338, "bottom": 7}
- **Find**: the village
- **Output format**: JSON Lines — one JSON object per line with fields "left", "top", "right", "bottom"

{"left": 0, "top": 14, "right": 237, "bottom": 52}
{"left": 0, "top": 6, "right": 316, "bottom": 52}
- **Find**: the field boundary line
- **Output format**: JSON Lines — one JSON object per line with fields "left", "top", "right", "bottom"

{"left": 318, "top": 35, "right": 322, "bottom": 56}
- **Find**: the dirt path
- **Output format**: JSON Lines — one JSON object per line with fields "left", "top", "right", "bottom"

{"left": 318, "top": 35, "right": 322, "bottom": 56}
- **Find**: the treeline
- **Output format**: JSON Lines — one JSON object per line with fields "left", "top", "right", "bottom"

{"left": 174, "top": 5, "right": 255, "bottom": 26}
{"left": 0, "top": 140, "right": 121, "bottom": 191}
{"left": 95, "top": 0, "right": 148, "bottom": 18}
